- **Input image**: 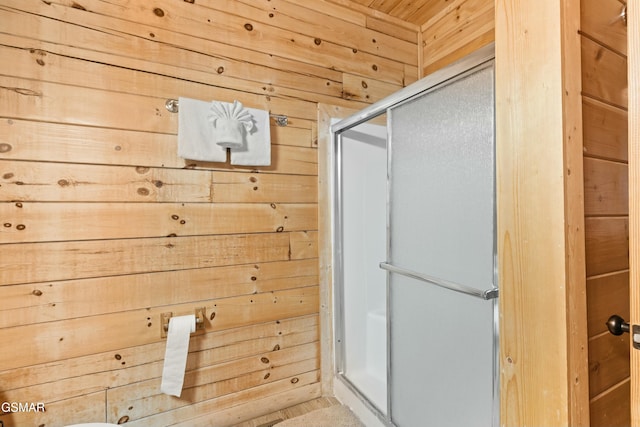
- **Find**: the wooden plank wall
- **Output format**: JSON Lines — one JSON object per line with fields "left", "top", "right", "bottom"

{"left": 581, "top": 0, "right": 630, "bottom": 425}
{"left": 0, "top": 1, "right": 418, "bottom": 425}
{"left": 420, "top": 0, "right": 495, "bottom": 76}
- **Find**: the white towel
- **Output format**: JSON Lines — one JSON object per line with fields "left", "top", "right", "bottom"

{"left": 177, "top": 97, "right": 227, "bottom": 162}
{"left": 229, "top": 106, "right": 271, "bottom": 166}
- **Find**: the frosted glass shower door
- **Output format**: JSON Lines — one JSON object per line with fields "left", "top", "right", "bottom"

{"left": 386, "top": 63, "right": 497, "bottom": 426}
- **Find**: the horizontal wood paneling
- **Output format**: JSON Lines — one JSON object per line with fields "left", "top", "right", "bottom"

{"left": 582, "top": 36, "right": 628, "bottom": 110}
{"left": 583, "top": 97, "right": 628, "bottom": 162}
{"left": 342, "top": 73, "right": 403, "bottom": 102}
{"left": 584, "top": 157, "right": 628, "bottom": 216}
{"left": 325, "top": 0, "right": 421, "bottom": 31}
{"left": 173, "top": 383, "right": 323, "bottom": 427}
{"left": 0, "top": 0, "right": 417, "bottom": 424}
{"left": 581, "top": 0, "right": 628, "bottom": 56}
{"left": 0, "top": 260, "right": 318, "bottom": 328}
{"left": 106, "top": 344, "right": 319, "bottom": 422}
{"left": 590, "top": 379, "right": 631, "bottom": 427}
{"left": 0, "top": 119, "right": 318, "bottom": 176}
{"left": 0, "top": 315, "right": 318, "bottom": 390}
{"left": 581, "top": 1, "right": 629, "bottom": 422}
{"left": 0, "top": 285, "right": 319, "bottom": 371}
{"left": 585, "top": 217, "right": 629, "bottom": 277}
{"left": 421, "top": 0, "right": 494, "bottom": 75}
{"left": 347, "top": 0, "right": 449, "bottom": 26}
{"left": 1, "top": 0, "right": 412, "bottom": 86}
{"left": 0, "top": 392, "right": 107, "bottom": 427}
{"left": 0, "top": 203, "right": 317, "bottom": 243}
{"left": 0, "top": 74, "right": 317, "bottom": 132}
{"left": 0, "top": 232, "right": 319, "bottom": 285}
{"left": 589, "top": 332, "right": 630, "bottom": 398}
{"left": 0, "top": 161, "right": 318, "bottom": 202}
{"left": 128, "top": 378, "right": 322, "bottom": 427}
{"left": 1, "top": 315, "right": 320, "bottom": 426}
{"left": 587, "top": 271, "right": 630, "bottom": 336}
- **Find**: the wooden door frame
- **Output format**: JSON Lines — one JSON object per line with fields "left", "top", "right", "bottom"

{"left": 629, "top": 0, "right": 639, "bottom": 425}
{"left": 495, "top": 0, "right": 589, "bottom": 425}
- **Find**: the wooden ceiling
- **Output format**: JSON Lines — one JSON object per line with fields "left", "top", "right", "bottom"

{"left": 350, "top": 0, "right": 446, "bottom": 26}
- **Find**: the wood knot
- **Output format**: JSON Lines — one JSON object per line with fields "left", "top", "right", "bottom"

{"left": 290, "top": 377, "right": 299, "bottom": 384}
{"left": 372, "top": 64, "right": 378, "bottom": 71}
{"left": 57, "top": 179, "right": 69, "bottom": 187}
{"left": 135, "top": 166, "right": 150, "bottom": 174}
{"left": 244, "top": 23, "right": 253, "bottom": 31}
{"left": 137, "top": 187, "right": 150, "bottom": 196}
{"left": 32, "top": 289, "right": 43, "bottom": 296}
{"left": 314, "top": 38, "right": 322, "bottom": 45}
{"left": 0, "top": 143, "right": 12, "bottom": 153}
{"left": 217, "top": 66, "right": 224, "bottom": 74}
{"left": 261, "top": 357, "right": 270, "bottom": 364}
{"left": 361, "top": 80, "right": 368, "bottom": 89}
{"left": 117, "top": 415, "right": 130, "bottom": 424}
{"left": 153, "top": 7, "right": 164, "bottom": 17}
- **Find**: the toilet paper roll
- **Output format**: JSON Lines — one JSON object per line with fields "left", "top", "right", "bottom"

{"left": 160, "top": 314, "right": 196, "bottom": 397}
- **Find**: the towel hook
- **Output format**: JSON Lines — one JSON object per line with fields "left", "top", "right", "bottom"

{"left": 272, "top": 114, "right": 288, "bottom": 127}
{"left": 165, "top": 99, "right": 179, "bottom": 113}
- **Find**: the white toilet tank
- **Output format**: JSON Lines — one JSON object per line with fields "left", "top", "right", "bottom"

{"left": 65, "top": 424, "right": 119, "bottom": 427}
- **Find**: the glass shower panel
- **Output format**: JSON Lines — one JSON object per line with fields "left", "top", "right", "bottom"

{"left": 338, "top": 120, "right": 388, "bottom": 413}
{"left": 387, "top": 63, "right": 496, "bottom": 426}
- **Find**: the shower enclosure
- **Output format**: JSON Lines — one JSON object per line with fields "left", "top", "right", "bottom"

{"left": 331, "top": 46, "right": 499, "bottom": 426}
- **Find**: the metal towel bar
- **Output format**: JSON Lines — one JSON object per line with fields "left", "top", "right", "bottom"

{"left": 165, "top": 98, "right": 289, "bottom": 126}
{"left": 379, "top": 262, "right": 498, "bottom": 300}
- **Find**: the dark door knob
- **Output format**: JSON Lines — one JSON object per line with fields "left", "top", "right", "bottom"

{"left": 606, "top": 314, "right": 630, "bottom": 336}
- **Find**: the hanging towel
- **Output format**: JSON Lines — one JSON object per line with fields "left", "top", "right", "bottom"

{"left": 229, "top": 106, "right": 271, "bottom": 166}
{"left": 209, "top": 100, "right": 255, "bottom": 150}
{"left": 177, "top": 97, "right": 227, "bottom": 162}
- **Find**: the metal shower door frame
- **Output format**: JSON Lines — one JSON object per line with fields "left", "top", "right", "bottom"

{"left": 331, "top": 43, "right": 497, "bottom": 427}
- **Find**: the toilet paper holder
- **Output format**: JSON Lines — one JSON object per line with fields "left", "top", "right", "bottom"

{"left": 161, "top": 307, "right": 206, "bottom": 338}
